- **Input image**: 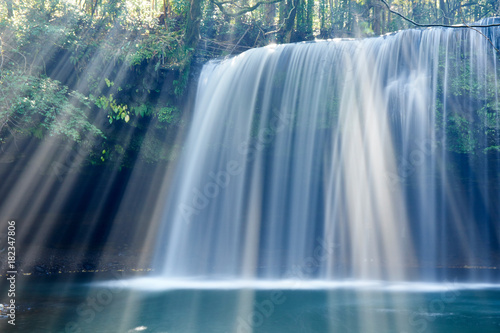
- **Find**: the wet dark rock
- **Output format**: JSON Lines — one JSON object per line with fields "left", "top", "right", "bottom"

{"left": 34, "top": 265, "right": 48, "bottom": 275}
{"left": 49, "top": 265, "right": 64, "bottom": 274}
{"left": 82, "top": 262, "right": 96, "bottom": 271}
{"left": 107, "top": 262, "right": 125, "bottom": 270}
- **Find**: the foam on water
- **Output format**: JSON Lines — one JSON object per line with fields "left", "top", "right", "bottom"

{"left": 96, "top": 278, "right": 500, "bottom": 292}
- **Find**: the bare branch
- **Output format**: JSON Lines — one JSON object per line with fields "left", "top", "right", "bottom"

{"left": 229, "top": 25, "right": 252, "bottom": 55}
{"left": 379, "top": 0, "right": 500, "bottom": 28}
{"left": 458, "top": 5, "right": 500, "bottom": 55}
{"left": 265, "top": 1, "right": 296, "bottom": 35}
{"left": 211, "top": 0, "right": 283, "bottom": 17}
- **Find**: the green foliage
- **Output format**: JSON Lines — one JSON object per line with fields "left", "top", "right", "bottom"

{"left": 132, "top": 103, "right": 153, "bottom": 117}
{"left": 129, "top": 133, "right": 180, "bottom": 164}
{"left": 0, "top": 70, "right": 103, "bottom": 143}
{"left": 445, "top": 114, "right": 478, "bottom": 154}
{"left": 358, "top": 21, "right": 374, "bottom": 36}
{"left": 173, "top": 66, "right": 191, "bottom": 96}
{"left": 91, "top": 93, "right": 131, "bottom": 124}
{"left": 435, "top": 42, "right": 500, "bottom": 155}
{"left": 157, "top": 106, "right": 180, "bottom": 124}
{"left": 484, "top": 145, "right": 500, "bottom": 153}
{"left": 126, "top": 29, "right": 187, "bottom": 69}
{"left": 170, "top": 0, "right": 190, "bottom": 17}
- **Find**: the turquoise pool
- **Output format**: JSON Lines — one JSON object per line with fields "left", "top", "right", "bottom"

{"left": 2, "top": 277, "right": 499, "bottom": 332}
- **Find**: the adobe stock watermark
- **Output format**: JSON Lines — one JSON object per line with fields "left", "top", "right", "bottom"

{"left": 385, "top": 134, "right": 442, "bottom": 191}
{"left": 64, "top": 271, "right": 129, "bottom": 333}
{"left": 236, "top": 290, "right": 286, "bottom": 333}
{"left": 236, "top": 238, "right": 336, "bottom": 332}
{"left": 404, "top": 279, "right": 462, "bottom": 333}
{"left": 4, "top": 220, "right": 17, "bottom": 326}
{"left": 179, "top": 108, "right": 294, "bottom": 223}
{"left": 282, "top": 238, "right": 336, "bottom": 282}
{"left": 39, "top": 138, "right": 104, "bottom": 182}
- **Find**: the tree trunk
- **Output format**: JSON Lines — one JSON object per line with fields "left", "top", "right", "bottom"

{"left": 279, "top": 0, "right": 287, "bottom": 29}
{"left": 387, "top": 0, "right": 391, "bottom": 31}
{"left": 5, "top": 0, "right": 13, "bottom": 18}
{"left": 185, "top": 0, "right": 202, "bottom": 50}
{"left": 296, "top": 0, "right": 305, "bottom": 39}
{"left": 373, "top": 3, "right": 381, "bottom": 35}
{"left": 329, "top": 0, "right": 335, "bottom": 36}
{"left": 381, "top": 4, "right": 386, "bottom": 34}
{"left": 204, "top": 0, "right": 216, "bottom": 38}
{"left": 163, "top": 0, "right": 171, "bottom": 16}
{"left": 305, "top": 0, "right": 313, "bottom": 39}
{"left": 282, "top": 0, "right": 297, "bottom": 43}
{"left": 264, "top": 2, "right": 276, "bottom": 28}
{"left": 319, "top": 0, "right": 326, "bottom": 37}
{"left": 439, "top": 0, "right": 449, "bottom": 25}
{"left": 348, "top": 0, "right": 353, "bottom": 33}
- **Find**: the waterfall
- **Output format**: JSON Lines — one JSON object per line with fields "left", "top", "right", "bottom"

{"left": 156, "top": 20, "right": 500, "bottom": 281}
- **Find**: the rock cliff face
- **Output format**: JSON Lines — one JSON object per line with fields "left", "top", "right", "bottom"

{"left": 0, "top": 245, "right": 153, "bottom": 278}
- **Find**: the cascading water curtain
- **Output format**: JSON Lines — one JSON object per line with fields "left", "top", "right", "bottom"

{"left": 156, "top": 20, "right": 500, "bottom": 282}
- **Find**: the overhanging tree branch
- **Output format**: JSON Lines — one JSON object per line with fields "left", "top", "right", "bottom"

{"left": 379, "top": 0, "right": 500, "bottom": 28}
{"left": 457, "top": 4, "right": 500, "bottom": 55}
{"left": 211, "top": 0, "right": 283, "bottom": 17}
{"left": 265, "top": 0, "right": 296, "bottom": 35}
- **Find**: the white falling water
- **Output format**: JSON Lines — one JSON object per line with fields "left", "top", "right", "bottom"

{"left": 156, "top": 21, "right": 500, "bottom": 282}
